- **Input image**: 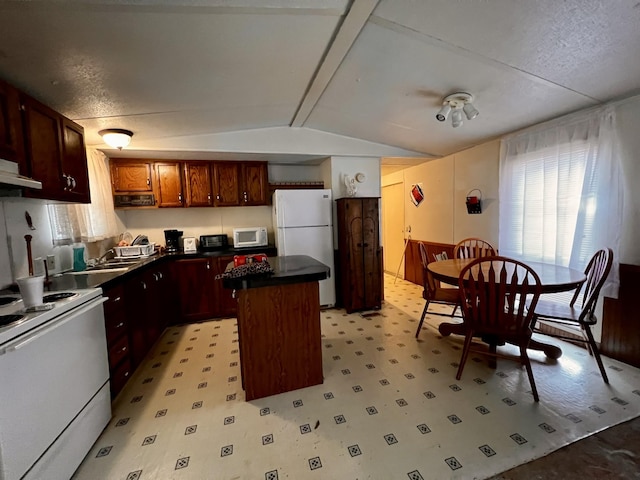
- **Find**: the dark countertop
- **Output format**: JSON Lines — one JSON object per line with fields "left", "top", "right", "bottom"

{"left": 25, "top": 245, "right": 278, "bottom": 293}
{"left": 222, "top": 255, "right": 329, "bottom": 290}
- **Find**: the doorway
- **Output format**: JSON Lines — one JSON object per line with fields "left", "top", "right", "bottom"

{"left": 381, "top": 182, "right": 405, "bottom": 278}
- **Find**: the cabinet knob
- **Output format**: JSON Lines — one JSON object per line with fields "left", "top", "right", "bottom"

{"left": 158, "top": 272, "right": 163, "bottom": 279}
{"left": 216, "top": 194, "right": 220, "bottom": 200}
{"left": 116, "top": 322, "right": 124, "bottom": 329}
{"left": 146, "top": 178, "right": 151, "bottom": 186}
{"left": 178, "top": 193, "right": 183, "bottom": 203}
{"left": 243, "top": 191, "right": 248, "bottom": 202}
{"left": 207, "top": 193, "right": 211, "bottom": 203}
{"left": 141, "top": 281, "right": 147, "bottom": 289}
{"left": 206, "top": 263, "right": 211, "bottom": 270}
{"left": 113, "top": 296, "right": 121, "bottom": 302}
{"left": 70, "top": 176, "right": 77, "bottom": 190}
{"left": 124, "top": 371, "right": 130, "bottom": 377}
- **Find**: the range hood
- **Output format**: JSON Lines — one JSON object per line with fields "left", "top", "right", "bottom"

{"left": 0, "top": 159, "right": 42, "bottom": 189}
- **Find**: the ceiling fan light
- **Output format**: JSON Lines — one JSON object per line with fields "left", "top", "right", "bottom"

{"left": 435, "top": 104, "right": 451, "bottom": 122}
{"left": 451, "top": 109, "right": 463, "bottom": 128}
{"left": 99, "top": 129, "right": 133, "bottom": 150}
{"left": 463, "top": 102, "right": 479, "bottom": 120}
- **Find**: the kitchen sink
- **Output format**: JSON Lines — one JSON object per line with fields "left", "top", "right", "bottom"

{"left": 67, "top": 266, "right": 130, "bottom": 275}
{"left": 66, "top": 258, "right": 143, "bottom": 275}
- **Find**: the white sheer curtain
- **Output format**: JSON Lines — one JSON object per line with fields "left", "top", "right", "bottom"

{"left": 48, "top": 148, "right": 118, "bottom": 244}
{"left": 499, "top": 106, "right": 622, "bottom": 297}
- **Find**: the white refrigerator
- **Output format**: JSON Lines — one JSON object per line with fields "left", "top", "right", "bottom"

{"left": 273, "top": 189, "right": 336, "bottom": 307}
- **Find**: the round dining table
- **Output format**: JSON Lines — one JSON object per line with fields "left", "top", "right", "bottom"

{"left": 427, "top": 258, "right": 587, "bottom": 359}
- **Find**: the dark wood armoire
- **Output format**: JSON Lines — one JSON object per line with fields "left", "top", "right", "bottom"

{"left": 336, "top": 197, "right": 382, "bottom": 313}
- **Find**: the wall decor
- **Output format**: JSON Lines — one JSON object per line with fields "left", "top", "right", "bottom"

{"left": 410, "top": 183, "right": 424, "bottom": 206}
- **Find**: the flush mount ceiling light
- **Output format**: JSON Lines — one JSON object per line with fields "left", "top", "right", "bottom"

{"left": 435, "top": 92, "right": 479, "bottom": 128}
{"left": 99, "top": 129, "right": 133, "bottom": 150}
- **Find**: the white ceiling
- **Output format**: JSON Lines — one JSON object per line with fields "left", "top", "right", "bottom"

{"left": 1, "top": 0, "right": 639, "bottom": 168}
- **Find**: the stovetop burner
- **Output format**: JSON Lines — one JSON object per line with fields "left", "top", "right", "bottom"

{"left": 43, "top": 292, "right": 78, "bottom": 302}
{"left": 0, "top": 314, "right": 25, "bottom": 328}
{"left": 0, "top": 296, "right": 19, "bottom": 307}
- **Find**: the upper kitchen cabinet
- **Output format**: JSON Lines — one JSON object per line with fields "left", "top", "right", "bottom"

{"left": 212, "top": 161, "right": 269, "bottom": 207}
{"left": 184, "top": 162, "right": 213, "bottom": 207}
{"left": 110, "top": 160, "right": 154, "bottom": 193}
{"left": 155, "top": 162, "right": 183, "bottom": 208}
{"left": 0, "top": 79, "right": 25, "bottom": 167}
{"left": 241, "top": 162, "right": 269, "bottom": 206}
{"left": 21, "top": 94, "right": 91, "bottom": 203}
{"left": 212, "top": 162, "right": 241, "bottom": 206}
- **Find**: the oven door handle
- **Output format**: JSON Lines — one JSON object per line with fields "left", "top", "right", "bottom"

{"left": 0, "top": 297, "right": 107, "bottom": 355}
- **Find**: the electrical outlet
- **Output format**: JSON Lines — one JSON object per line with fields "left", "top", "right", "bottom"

{"left": 46, "top": 255, "right": 56, "bottom": 271}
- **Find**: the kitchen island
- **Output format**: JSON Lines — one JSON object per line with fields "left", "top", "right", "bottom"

{"left": 223, "top": 255, "right": 329, "bottom": 401}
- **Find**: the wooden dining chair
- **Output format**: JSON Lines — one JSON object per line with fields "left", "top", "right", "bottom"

{"left": 532, "top": 248, "right": 613, "bottom": 383}
{"left": 454, "top": 238, "right": 496, "bottom": 259}
{"left": 415, "top": 242, "right": 460, "bottom": 339}
{"left": 457, "top": 256, "right": 543, "bottom": 401}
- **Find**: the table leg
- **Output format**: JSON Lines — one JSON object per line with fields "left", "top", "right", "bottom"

{"left": 438, "top": 322, "right": 563, "bottom": 359}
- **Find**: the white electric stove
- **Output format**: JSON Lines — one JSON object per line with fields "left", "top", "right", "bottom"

{"left": 0, "top": 288, "right": 112, "bottom": 480}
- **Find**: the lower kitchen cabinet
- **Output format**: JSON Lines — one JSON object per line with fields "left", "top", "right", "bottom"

{"left": 215, "top": 255, "right": 237, "bottom": 317}
{"left": 124, "top": 264, "right": 176, "bottom": 370}
{"left": 173, "top": 257, "right": 217, "bottom": 322}
{"left": 102, "top": 283, "right": 131, "bottom": 399}
{"left": 173, "top": 256, "right": 238, "bottom": 323}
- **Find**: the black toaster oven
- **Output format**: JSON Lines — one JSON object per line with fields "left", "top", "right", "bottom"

{"left": 199, "top": 234, "right": 229, "bottom": 251}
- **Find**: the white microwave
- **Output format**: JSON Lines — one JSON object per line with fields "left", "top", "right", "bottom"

{"left": 233, "top": 227, "right": 268, "bottom": 248}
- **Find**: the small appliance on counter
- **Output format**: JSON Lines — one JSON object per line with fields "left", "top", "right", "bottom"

{"left": 164, "top": 229, "right": 183, "bottom": 253}
{"left": 199, "top": 234, "right": 229, "bottom": 251}
{"left": 181, "top": 236, "right": 198, "bottom": 253}
{"left": 233, "top": 226, "right": 268, "bottom": 249}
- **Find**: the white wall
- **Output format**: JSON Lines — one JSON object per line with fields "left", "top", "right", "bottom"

{"left": 391, "top": 139, "right": 500, "bottom": 248}
{"left": 118, "top": 205, "right": 273, "bottom": 246}
{"left": 452, "top": 141, "right": 500, "bottom": 247}
{"left": 268, "top": 164, "right": 323, "bottom": 183}
{"left": 0, "top": 197, "right": 73, "bottom": 288}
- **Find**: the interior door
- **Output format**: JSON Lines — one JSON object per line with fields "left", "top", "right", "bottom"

{"left": 382, "top": 182, "right": 405, "bottom": 277}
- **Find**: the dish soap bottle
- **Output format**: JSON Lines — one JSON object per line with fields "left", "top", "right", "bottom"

{"left": 73, "top": 244, "right": 87, "bottom": 272}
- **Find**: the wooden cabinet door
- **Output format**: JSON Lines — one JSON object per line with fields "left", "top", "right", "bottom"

{"left": 60, "top": 118, "right": 90, "bottom": 203}
{"left": 184, "top": 162, "right": 213, "bottom": 207}
{"left": 241, "top": 162, "right": 268, "bottom": 205}
{"left": 0, "top": 79, "right": 25, "bottom": 166}
{"left": 110, "top": 160, "right": 153, "bottom": 193}
{"left": 21, "top": 95, "right": 64, "bottom": 200}
{"left": 214, "top": 255, "right": 237, "bottom": 317}
{"left": 156, "top": 162, "right": 183, "bottom": 207}
{"left": 212, "top": 162, "right": 241, "bottom": 206}
{"left": 174, "top": 258, "right": 216, "bottom": 322}
{"left": 361, "top": 198, "right": 382, "bottom": 308}
{"left": 125, "top": 272, "right": 152, "bottom": 369}
{"left": 336, "top": 198, "right": 382, "bottom": 313}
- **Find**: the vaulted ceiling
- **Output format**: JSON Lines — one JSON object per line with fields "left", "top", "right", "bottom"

{"left": 1, "top": 0, "right": 639, "bottom": 167}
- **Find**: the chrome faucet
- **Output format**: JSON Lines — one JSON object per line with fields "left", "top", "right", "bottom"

{"left": 95, "top": 248, "right": 115, "bottom": 265}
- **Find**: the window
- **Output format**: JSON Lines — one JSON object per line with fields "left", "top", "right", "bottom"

{"left": 499, "top": 106, "right": 621, "bottom": 298}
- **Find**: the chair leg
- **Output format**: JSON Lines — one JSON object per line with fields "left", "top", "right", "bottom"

{"left": 450, "top": 304, "right": 459, "bottom": 317}
{"left": 583, "top": 325, "right": 609, "bottom": 383}
{"left": 415, "top": 300, "right": 430, "bottom": 338}
{"left": 520, "top": 345, "right": 540, "bottom": 402}
{"left": 456, "top": 331, "right": 474, "bottom": 380}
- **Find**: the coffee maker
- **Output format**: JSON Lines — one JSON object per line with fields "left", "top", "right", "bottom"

{"left": 164, "top": 229, "right": 183, "bottom": 253}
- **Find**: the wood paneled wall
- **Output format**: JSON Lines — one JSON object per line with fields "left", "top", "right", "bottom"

{"left": 602, "top": 264, "right": 640, "bottom": 368}
{"left": 404, "top": 239, "right": 455, "bottom": 286}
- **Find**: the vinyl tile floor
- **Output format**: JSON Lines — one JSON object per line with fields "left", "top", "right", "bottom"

{"left": 74, "top": 275, "right": 640, "bottom": 480}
